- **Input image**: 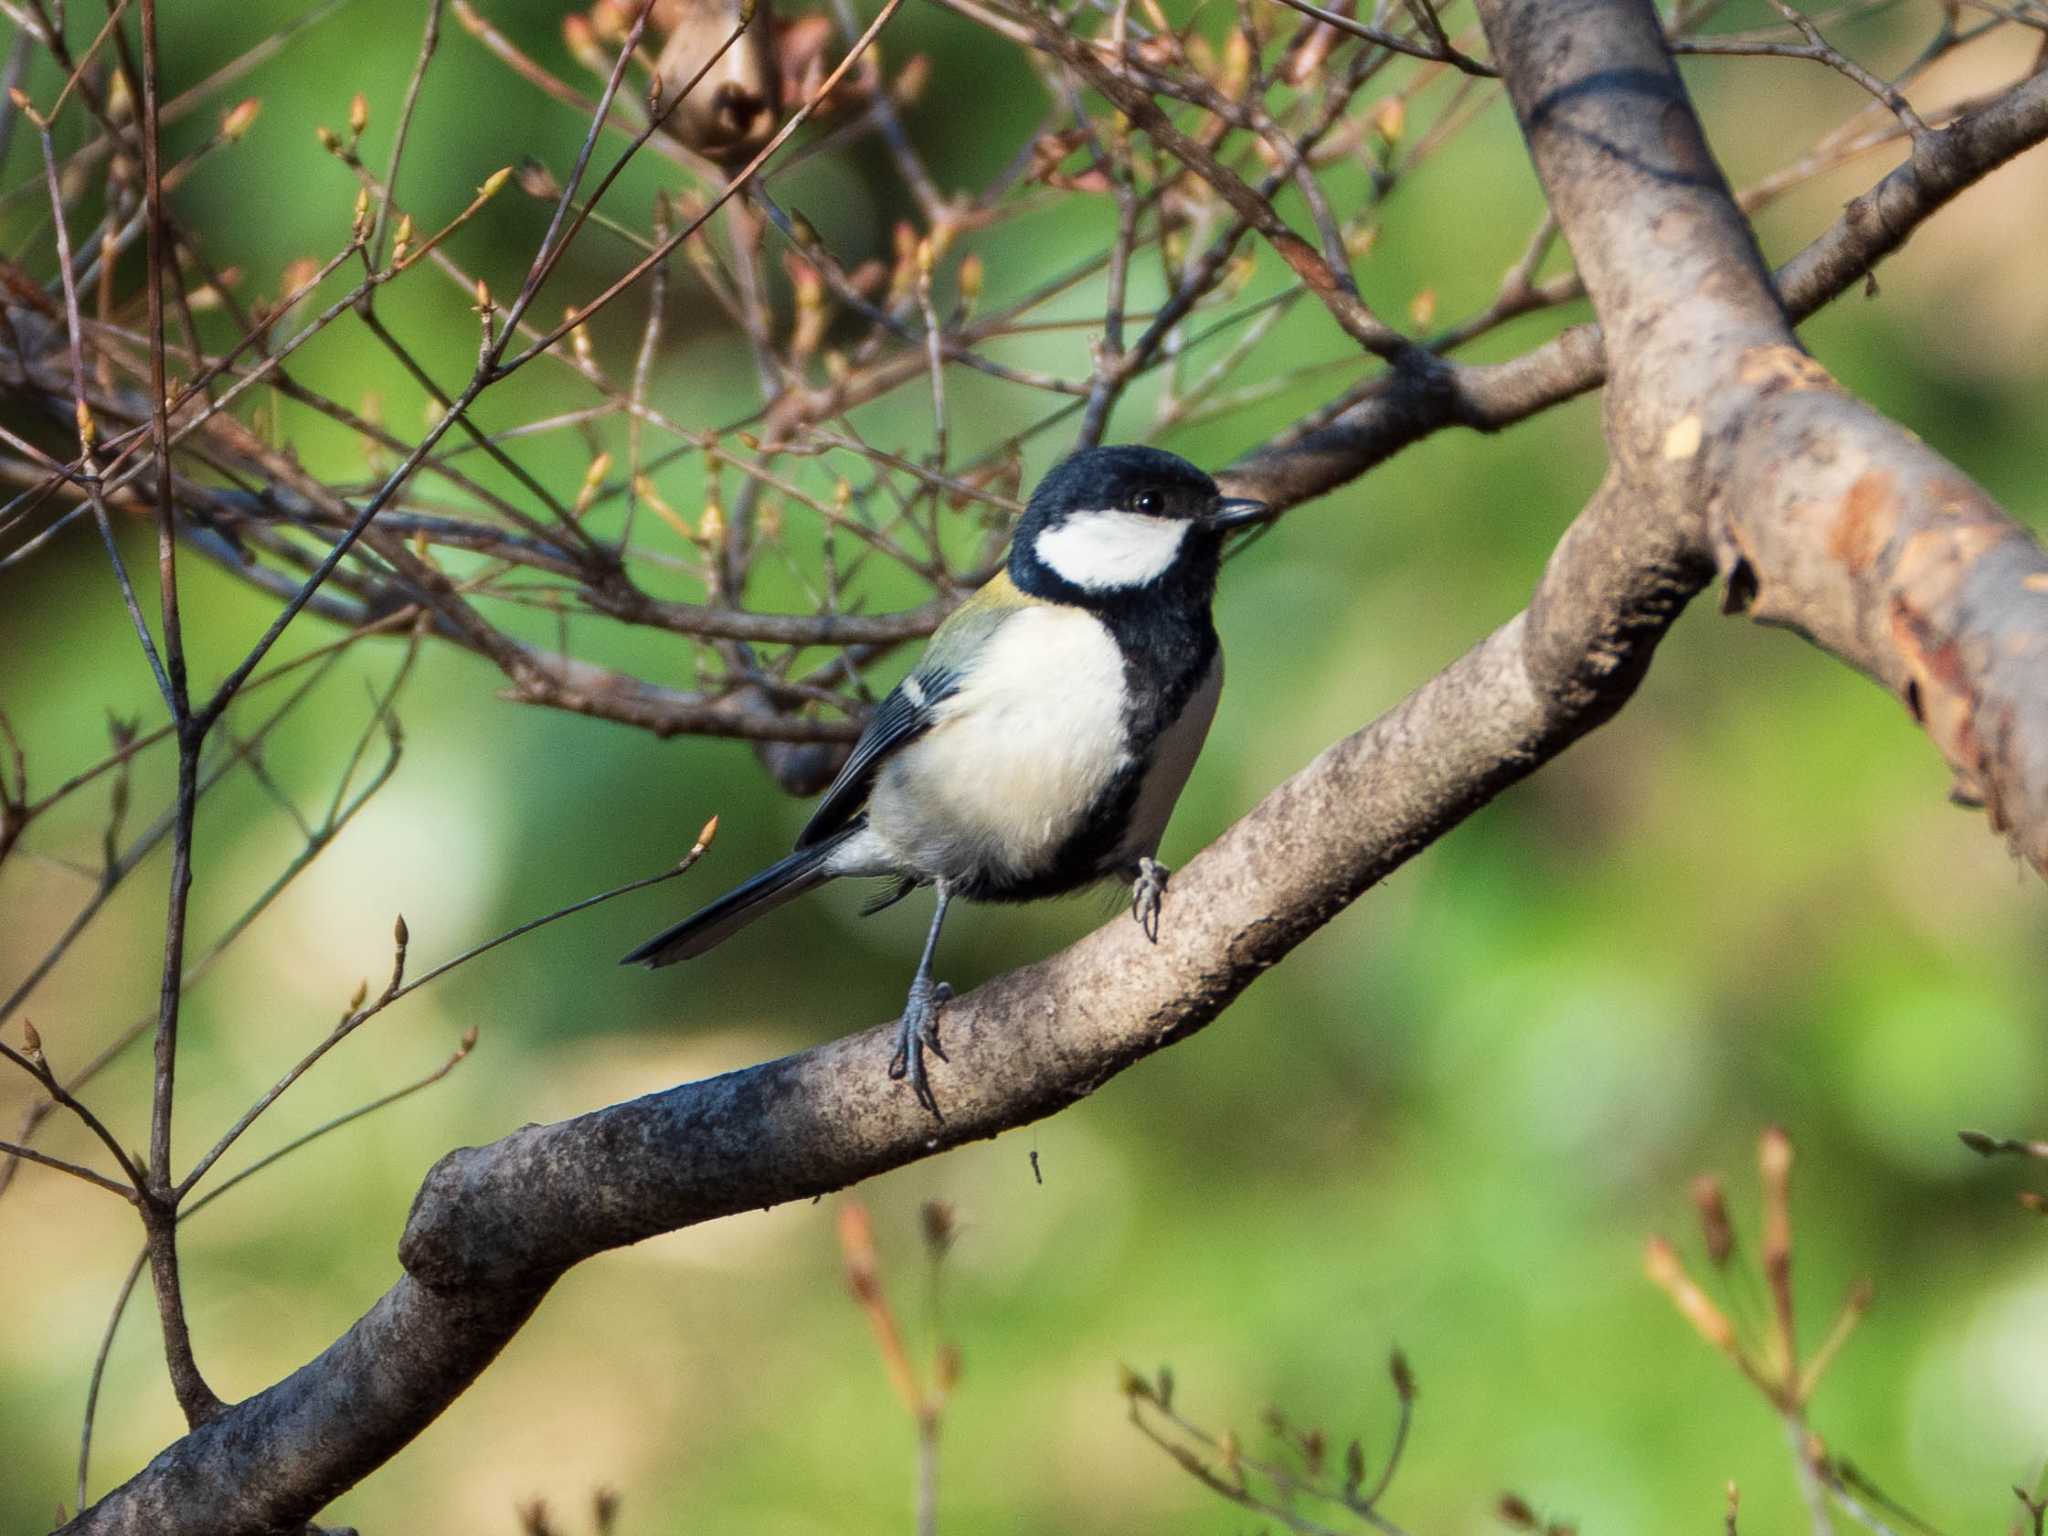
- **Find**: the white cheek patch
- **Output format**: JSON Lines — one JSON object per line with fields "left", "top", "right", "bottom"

{"left": 1034, "top": 510, "right": 1189, "bottom": 591}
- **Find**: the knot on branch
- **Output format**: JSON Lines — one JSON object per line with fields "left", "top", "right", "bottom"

{"left": 398, "top": 1135, "right": 569, "bottom": 1292}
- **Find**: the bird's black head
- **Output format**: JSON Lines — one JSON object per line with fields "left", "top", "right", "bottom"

{"left": 1008, "top": 445, "right": 1269, "bottom": 607}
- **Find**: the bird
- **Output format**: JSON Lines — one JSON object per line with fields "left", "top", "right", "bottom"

{"left": 622, "top": 444, "right": 1273, "bottom": 1118}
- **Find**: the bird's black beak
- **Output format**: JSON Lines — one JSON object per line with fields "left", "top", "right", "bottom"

{"left": 1205, "top": 496, "right": 1273, "bottom": 532}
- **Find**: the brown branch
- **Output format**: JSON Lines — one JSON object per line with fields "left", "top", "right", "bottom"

{"left": 1019, "top": 10, "right": 1414, "bottom": 362}
{"left": 1224, "top": 67, "right": 2048, "bottom": 515}
{"left": 1469, "top": 0, "right": 2048, "bottom": 871}
{"left": 0, "top": 1136, "right": 137, "bottom": 1198}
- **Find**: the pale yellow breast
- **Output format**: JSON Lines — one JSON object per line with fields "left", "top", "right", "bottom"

{"left": 867, "top": 605, "right": 1131, "bottom": 883}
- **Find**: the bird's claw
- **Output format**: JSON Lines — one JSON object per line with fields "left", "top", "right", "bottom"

{"left": 888, "top": 974, "right": 951, "bottom": 1121}
{"left": 1131, "top": 857, "right": 1170, "bottom": 944}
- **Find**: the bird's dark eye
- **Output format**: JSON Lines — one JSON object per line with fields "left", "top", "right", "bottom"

{"left": 1133, "top": 491, "right": 1163, "bottom": 515}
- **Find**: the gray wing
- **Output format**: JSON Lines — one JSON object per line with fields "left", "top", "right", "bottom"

{"left": 795, "top": 665, "right": 960, "bottom": 847}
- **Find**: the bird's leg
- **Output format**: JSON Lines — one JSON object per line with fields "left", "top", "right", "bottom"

{"left": 888, "top": 881, "right": 954, "bottom": 1120}
{"left": 1130, "top": 857, "right": 1170, "bottom": 943}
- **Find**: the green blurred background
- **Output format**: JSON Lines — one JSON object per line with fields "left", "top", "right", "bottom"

{"left": 3, "top": 0, "right": 2046, "bottom": 1530}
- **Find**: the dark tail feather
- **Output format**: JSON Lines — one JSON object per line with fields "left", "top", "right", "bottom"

{"left": 621, "top": 826, "right": 854, "bottom": 967}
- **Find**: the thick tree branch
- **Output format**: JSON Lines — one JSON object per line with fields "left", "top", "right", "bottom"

{"left": 1468, "top": 0, "right": 2048, "bottom": 870}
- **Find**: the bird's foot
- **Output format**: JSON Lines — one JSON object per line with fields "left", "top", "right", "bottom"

{"left": 887, "top": 978, "right": 953, "bottom": 1121}
{"left": 1131, "top": 857, "right": 1170, "bottom": 943}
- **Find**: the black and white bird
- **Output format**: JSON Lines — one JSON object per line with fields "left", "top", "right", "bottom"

{"left": 623, "top": 444, "right": 1272, "bottom": 1117}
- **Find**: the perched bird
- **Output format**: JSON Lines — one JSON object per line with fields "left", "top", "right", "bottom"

{"left": 623, "top": 445, "right": 1272, "bottom": 1117}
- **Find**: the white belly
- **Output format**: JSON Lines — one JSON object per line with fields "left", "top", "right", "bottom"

{"left": 865, "top": 605, "right": 1131, "bottom": 884}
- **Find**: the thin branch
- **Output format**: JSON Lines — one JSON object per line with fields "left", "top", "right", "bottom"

{"left": 0, "top": 1137, "right": 137, "bottom": 1199}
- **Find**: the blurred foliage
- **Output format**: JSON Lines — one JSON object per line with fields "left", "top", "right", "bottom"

{"left": 3, "top": 0, "right": 2047, "bottom": 1532}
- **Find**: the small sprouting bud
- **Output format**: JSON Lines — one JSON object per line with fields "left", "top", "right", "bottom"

{"left": 1349, "top": 225, "right": 1380, "bottom": 260}
{"left": 349, "top": 977, "right": 369, "bottom": 1011}
{"left": 1409, "top": 288, "right": 1437, "bottom": 328}
{"left": 893, "top": 54, "right": 931, "bottom": 105}
{"left": 1220, "top": 28, "right": 1252, "bottom": 97}
{"left": 1690, "top": 1174, "right": 1734, "bottom": 1266}
{"left": 834, "top": 478, "right": 852, "bottom": 512}
{"left": 572, "top": 452, "right": 611, "bottom": 518}
{"left": 1760, "top": 1124, "right": 1794, "bottom": 1185}
{"left": 915, "top": 236, "right": 935, "bottom": 280}
{"left": 316, "top": 123, "right": 341, "bottom": 155}
{"left": 279, "top": 257, "right": 321, "bottom": 307}
{"left": 1373, "top": 96, "right": 1406, "bottom": 146}
{"left": 1497, "top": 1493, "right": 1540, "bottom": 1529}
{"left": 1117, "top": 1364, "right": 1153, "bottom": 1402}
{"left": 21, "top": 1019, "right": 44, "bottom": 1064}
{"left": 837, "top": 1202, "right": 880, "bottom": 1300}
{"left": 689, "top": 815, "right": 720, "bottom": 855}
{"left": 735, "top": 431, "right": 760, "bottom": 452}
{"left": 348, "top": 92, "right": 369, "bottom": 137}
{"left": 563, "top": 14, "right": 606, "bottom": 73}
{"left": 352, "top": 187, "right": 371, "bottom": 240}
{"left": 1155, "top": 1363, "right": 1174, "bottom": 1409}
{"left": 459, "top": 1025, "right": 479, "bottom": 1055}
{"left": 474, "top": 276, "right": 493, "bottom": 313}
{"left": 391, "top": 214, "right": 415, "bottom": 265}
{"left": 1958, "top": 1129, "right": 2000, "bottom": 1156}
{"left": 393, "top": 913, "right": 410, "bottom": 948}
{"left": 222, "top": 98, "right": 262, "bottom": 142}
{"left": 934, "top": 1341, "right": 962, "bottom": 1393}
{"left": 1301, "top": 1427, "right": 1327, "bottom": 1476}
{"left": 957, "top": 252, "right": 983, "bottom": 308}
{"left": 1343, "top": 1438, "right": 1365, "bottom": 1491}
{"left": 6, "top": 88, "right": 39, "bottom": 129}
{"left": 75, "top": 399, "right": 97, "bottom": 454}
{"left": 635, "top": 475, "right": 693, "bottom": 543}
{"left": 784, "top": 258, "right": 827, "bottom": 359}
{"left": 1217, "top": 1428, "right": 1240, "bottom": 1480}
{"left": 1760, "top": 1124, "right": 1794, "bottom": 1273}
{"left": 1388, "top": 1348, "right": 1415, "bottom": 1402}
{"left": 823, "top": 350, "right": 850, "bottom": 383}
{"left": 480, "top": 165, "right": 512, "bottom": 200}
{"left": 567, "top": 308, "right": 593, "bottom": 370}
{"left": 698, "top": 497, "right": 727, "bottom": 551}
{"left": 1645, "top": 1235, "right": 1737, "bottom": 1352}
{"left": 516, "top": 158, "right": 561, "bottom": 200}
